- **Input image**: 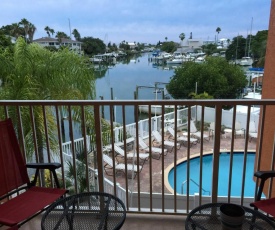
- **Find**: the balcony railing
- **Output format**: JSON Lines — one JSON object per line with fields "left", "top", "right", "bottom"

{"left": 0, "top": 99, "right": 274, "bottom": 216}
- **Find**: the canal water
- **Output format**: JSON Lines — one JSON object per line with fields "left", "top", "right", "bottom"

{"left": 95, "top": 53, "right": 174, "bottom": 100}
{"left": 95, "top": 53, "right": 175, "bottom": 124}
{"left": 63, "top": 53, "right": 176, "bottom": 142}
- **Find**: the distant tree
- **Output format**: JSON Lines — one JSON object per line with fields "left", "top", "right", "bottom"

{"left": 19, "top": 18, "right": 30, "bottom": 42}
{"left": 72, "top": 29, "right": 81, "bottom": 41}
{"left": 216, "top": 27, "right": 221, "bottom": 43}
{"left": 165, "top": 37, "right": 168, "bottom": 41}
{"left": 166, "top": 57, "right": 247, "bottom": 99}
{"left": 225, "top": 35, "right": 246, "bottom": 60}
{"left": 0, "top": 25, "right": 14, "bottom": 36}
{"left": 250, "top": 30, "right": 268, "bottom": 67}
{"left": 160, "top": 41, "right": 177, "bottom": 53}
{"left": 201, "top": 43, "right": 218, "bottom": 55}
{"left": 107, "top": 42, "right": 118, "bottom": 52}
{"left": 10, "top": 23, "right": 23, "bottom": 38}
{"left": 179, "top": 33, "right": 185, "bottom": 44}
{"left": 0, "top": 33, "right": 13, "bottom": 48}
{"left": 27, "top": 23, "right": 36, "bottom": 42}
{"left": 55, "top": 31, "right": 70, "bottom": 39}
{"left": 44, "top": 26, "right": 51, "bottom": 37}
{"left": 119, "top": 41, "right": 130, "bottom": 51}
{"left": 45, "top": 26, "right": 55, "bottom": 37}
{"left": 81, "top": 37, "right": 106, "bottom": 56}
{"left": 55, "top": 31, "right": 70, "bottom": 44}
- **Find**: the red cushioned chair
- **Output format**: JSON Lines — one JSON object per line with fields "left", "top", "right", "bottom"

{"left": 0, "top": 118, "right": 68, "bottom": 228}
{"left": 250, "top": 170, "right": 275, "bottom": 217}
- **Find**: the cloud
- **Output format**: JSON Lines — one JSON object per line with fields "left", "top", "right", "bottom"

{"left": 0, "top": 0, "right": 270, "bottom": 44}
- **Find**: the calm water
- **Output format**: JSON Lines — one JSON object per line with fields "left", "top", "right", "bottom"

{"left": 168, "top": 152, "right": 257, "bottom": 197}
{"left": 95, "top": 53, "right": 175, "bottom": 124}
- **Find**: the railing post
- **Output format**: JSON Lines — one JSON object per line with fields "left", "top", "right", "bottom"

{"left": 94, "top": 104, "right": 104, "bottom": 193}
{"left": 212, "top": 104, "right": 222, "bottom": 203}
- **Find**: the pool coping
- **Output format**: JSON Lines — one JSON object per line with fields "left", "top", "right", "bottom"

{"left": 164, "top": 149, "right": 256, "bottom": 194}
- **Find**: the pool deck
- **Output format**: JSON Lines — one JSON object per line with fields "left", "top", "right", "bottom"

{"left": 103, "top": 132, "right": 257, "bottom": 193}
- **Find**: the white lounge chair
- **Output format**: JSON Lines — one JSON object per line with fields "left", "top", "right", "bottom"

{"left": 152, "top": 130, "right": 180, "bottom": 151}
{"left": 102, "top": 154, "right": 142, "bottom": 178}
{"left": 167, "top": 127, "right": 198, "bottom": 146}
{"left": 234, "top": 121, "right": 245, "bottom": 138}
{"left": 190, "top": 120, "right": 210, "bottom": 141}
{"left": 114, "top": 145, "right": 149, "bottom": 166}
{"left": 208, "top": 122, "right": 215, "bottom": 138}
{"left": 249, "top": 121, "right": 258, "bottom": 142}
{"left": 138, "top": 136, "right": 168, "bottom": 160}
{"left": 224, "top": 121, "right": 245, "bottom": 138}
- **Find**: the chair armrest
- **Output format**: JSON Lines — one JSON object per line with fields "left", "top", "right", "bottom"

{"left": 254, "top": 170, "right": 275, "bottom": 180}
{"left": 26, "top": 163, "right": 62, "bottom": 188}
{"left": 254, "top": 170, "right": 275, "bottom": 202}
{"left": 26, "top": 163, "right": 61, "bottom": 170}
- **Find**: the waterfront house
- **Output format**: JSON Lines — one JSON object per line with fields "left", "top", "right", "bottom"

{"left": 33, "top": 37, "right": 82, "bottom": 53}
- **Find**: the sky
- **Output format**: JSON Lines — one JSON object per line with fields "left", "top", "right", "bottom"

{"left": 0, "top": 0, "right": 271, "bottom": 45}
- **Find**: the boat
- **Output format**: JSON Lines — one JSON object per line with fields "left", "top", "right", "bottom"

{"left": 239, "top": 18, "right": 254, "bottom": 66}
{"left": 138, "top": 105, "right": 175, "bottom": 115}
{"left": 166, "top": 58, "right": 183, "bottom": 64}
{"left": 194, "top": 56, "right": 205, "bottom": 63}
{"left": 239, "top": 57, "right": 253, "bottom": 66}
{"left": 90, "top": 57, "right": 103, "bottom": 63}
{"left": 155, "top": 52, "right": 173, "bottom": 60}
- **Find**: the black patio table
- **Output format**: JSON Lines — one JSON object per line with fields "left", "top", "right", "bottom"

{"left": 185, "top": 202, "right": 275, "bottom": 229}
{"left": 41, "top": 192, "right": 126, "bottom": 230}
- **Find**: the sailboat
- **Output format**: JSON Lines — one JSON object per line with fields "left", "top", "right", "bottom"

{"left": 239, "top": 18, "right": 254, "bottom": 66}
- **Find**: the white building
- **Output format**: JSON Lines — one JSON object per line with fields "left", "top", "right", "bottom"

{"left": 127, "top": 42, "right": 137, "bottom": 50}
{"left": 33, "top": 37, "right": 82, "bottom": 53}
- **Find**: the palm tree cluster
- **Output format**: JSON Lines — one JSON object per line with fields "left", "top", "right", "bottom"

{"left": 44, "top": 26, "right": 55, "bottom": 37}
{"left": 2, "top": 18, "right": 37, "bottom": 42}
{"left": 0, "top": 37, "right": 96, "bottom": 163}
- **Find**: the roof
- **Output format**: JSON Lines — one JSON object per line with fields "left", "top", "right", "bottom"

{"left": 33, "top": 37, "right": 82, "bottom": 43}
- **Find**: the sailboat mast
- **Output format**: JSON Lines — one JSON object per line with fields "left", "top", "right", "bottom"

{"left": 235, "top": 33, "right": 239, "bottom": 62}
{"left": 245, "top": 29, "right": 248, "bottom": 57}
{"left": 248, "top": 17, "right": 253, "bottom": 57}
{"left": 68, "top": 18, "right": 72, "bottom": 39}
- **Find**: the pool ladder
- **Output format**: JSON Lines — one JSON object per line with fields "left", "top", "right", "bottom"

{"left": 181, "top": 179, "right": 210, "bottom": 195}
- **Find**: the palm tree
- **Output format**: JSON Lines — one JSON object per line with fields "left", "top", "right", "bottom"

{"left": 216, "top": 27, "right": 221, "bottom": 44}
{"left": 72, "top": 29, "right": 81, "bottom": 41}
{"left": 49, "top": 28, "right": 55, "bottom": 37}
{"left": 179, "top": 33, "right": 185, "bottom": 42}
{"left": 44, "top": 26, "right": 50, "bottom": 37}
{"left": 10, "top": 23, "right": 22, "bottom": 38}
{"left": 19, "top": 18, "right": 30, "bottom": 42}
{"left": 0, "top": 38, "right": 96, "bottom": 184}
{"left": 27, "top": 23, "right": 36, "bottom": 42}
{"left": 45, "top": 26, "right": 55, "bottom": 37}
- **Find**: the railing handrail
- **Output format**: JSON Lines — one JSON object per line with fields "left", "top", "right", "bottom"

{"left": 0, "top": 99, "right": 274, "bottom": 106}
{"left": 181, "top": 178, "right": 210, "bottom": 195}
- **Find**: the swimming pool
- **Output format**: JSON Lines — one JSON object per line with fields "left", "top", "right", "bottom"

{"left": 167, "top": 152, "right": 256, "bottom": 197}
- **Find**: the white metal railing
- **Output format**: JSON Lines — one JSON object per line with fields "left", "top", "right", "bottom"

{"left": 0, "top": 99, "right": 273, "bottom": 216}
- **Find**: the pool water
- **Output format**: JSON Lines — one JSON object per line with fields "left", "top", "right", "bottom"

{"left": 168, "top": 152, "right": 256, "bottom": 197}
